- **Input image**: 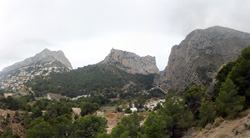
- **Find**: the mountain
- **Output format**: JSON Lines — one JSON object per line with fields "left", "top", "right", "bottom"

{"left": 0, "top": 49, "right": 72, "bottom": 93}
{"left": 2, "top": 48, "right": 72, "bottom": 73}
{"left": 160, "top": 26, "right": 250, "bottom": 93}
{"left": 101, "top": 48, "right": 159, "bottom": 75}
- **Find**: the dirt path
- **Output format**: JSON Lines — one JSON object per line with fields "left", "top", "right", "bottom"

{"left": 72, "top": 107, "right": 81, "bottom": 115}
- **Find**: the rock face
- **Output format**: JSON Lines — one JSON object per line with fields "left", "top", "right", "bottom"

{"left": 101, "top": 48, "right": 159, "bottom": 75}
{"left": 161, "top": 26, "right": 250, "bottom": 93}
{"left": 2, "top": 48, "right": 72, "bottom": 73}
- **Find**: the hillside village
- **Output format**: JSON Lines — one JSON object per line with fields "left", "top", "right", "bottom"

{"left": 0, "top": 60, "right": 69, "bottom": 93}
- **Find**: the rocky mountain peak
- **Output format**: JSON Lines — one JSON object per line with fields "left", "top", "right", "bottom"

{"left": 0, "top": 48, "right": 72, "bottom": 93}
{"left": 101, "top": 48, "right": 159, "bottom": 75}
{"left": 160, "top": 26, "right": 250, "bottom": 93}
{"left": 2, "top": 48, "right": 73, "bottom": 73}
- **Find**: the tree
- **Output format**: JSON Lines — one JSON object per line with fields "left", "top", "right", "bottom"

{"left": 74, "top": 114, "right": 79, "bottom": 120}
{"left": 110, "top": 123, "right": 126, "bottom": 138}
{"left": 97, "top": 133, "right": 111, "bottom": 138}
{"left": 228, "top": 58, "right": 250, "bottom": 106}
{"left": 199, "top": 101, "right": 216, "bottom": 127}
{"left": 216, "top": 79, "right": 245, "bottom": 118}
{"left": 124, "top": 108, "right": 132, "bottom": 113}
{"left": 52, "top": 114, "right": 72, "bottom": 138}
{"left": 143, "top": 112, "right": 167, "bottom": 138}
{"left": 25, "top": 104, "right": 32, "bottom": 112}
{"left": 31, "top": 106, "right": 42, "bottom": 118}
{"left": 26, "top": 118, "right": 54, "bottom": 138}
{"left": 119, "top": 131, "right": 131, "bottom": 138}
{"left": 214, "top": 46, "right": 250, "bottom": 107}
{"left": 80, "top": 102, "right": 100, "bottom": 116}
{"left": 121, "top": 100, "right": 128, "bottom": 109}
{"left": 4, "top": 96, "right": 20, "bottom": 110}
{"left": 110, "top": 112, "right": 143, "bottom": 138}
{"left": 22, "top": 111, "right": 31, "bottom": 127}
{"left": 159, "top": 94, "right": 193, "bottom": 138}
{"left": 46, "top": 102, "right": 71, "bottom": 119}
{"left": 184, "top": 86, "right": 204, "bottom": 118}
{"left": 72, "top": 115, "right": 107, "bottom": 138}
{"left": 1, "top": 127, "right": 20, "bottom": 138}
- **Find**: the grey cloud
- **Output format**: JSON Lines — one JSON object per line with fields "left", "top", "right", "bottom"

{"left": 1, "top": 0, "right": 250, "bottom": 70}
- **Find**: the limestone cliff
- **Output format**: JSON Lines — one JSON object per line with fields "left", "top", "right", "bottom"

{"left": 101, "top": 48, "right": 159, "bottom": 75}
{"left": 161, "top": 26, "right": 250, "bottom": 93}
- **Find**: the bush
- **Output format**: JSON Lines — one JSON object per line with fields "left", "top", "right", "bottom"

{"left": 125, "top": 108, "right": 132, "bottom": 113}
{"left": 213, "top": 117, "right": 224, "bottom": 127}
{"left": 199, "top": 101, "right": 216, "bottom": 127}
{"left": 116, "top": 107, "right": 122, "bottom": 112}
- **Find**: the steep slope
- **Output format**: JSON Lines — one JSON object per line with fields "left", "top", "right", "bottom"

{"left": 0, "top": 49, "right": 72, "bottom": 93}
{"left": 161, "top": 26, "right": 250, "bottom": 93}
{"left": 101, "top": 48, "right": 159, "bottom": 75}
{"left": 2, "top": 48, "right": 72, "bottom": 73}
{"left": 183, "top": 109, "right": 250, "bottom": 138}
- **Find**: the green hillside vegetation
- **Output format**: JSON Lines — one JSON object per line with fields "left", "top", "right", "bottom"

{"left": 25, "top": 64, "right": 155, "bottom": 98}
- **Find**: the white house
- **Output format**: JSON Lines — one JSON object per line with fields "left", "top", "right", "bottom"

{"left": 130, "top": 107, "right": 138, "bottom": 112}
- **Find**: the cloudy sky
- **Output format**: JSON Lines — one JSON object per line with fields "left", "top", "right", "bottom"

{"left": 1, "top": 0, "right": 250, "bottom": 71}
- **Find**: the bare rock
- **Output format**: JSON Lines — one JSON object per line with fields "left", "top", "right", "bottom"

{"left": 161, "top": 26, "right": 250, "bottom": 93}
{"left": 101, "top": 48, "right": 159, "bottom": 75}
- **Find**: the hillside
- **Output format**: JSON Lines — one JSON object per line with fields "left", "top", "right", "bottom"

{"left": 160, "top": 26, "right": 250, "bottom": 94}
{"left": 184, "top": 109, "right": 250, "bottom": 138}
{"left": 25, "top": 64, "right": 155, "bottom": 98}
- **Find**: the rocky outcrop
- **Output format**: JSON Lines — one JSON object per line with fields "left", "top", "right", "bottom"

{"left": 101, "top": 48, "right": 159, "bottom": 75}
{"left": 161, "top": 26, "right": 250, "bottom": 93}
{"left": 2, "top": 48, "right": 72, "bottom": 73}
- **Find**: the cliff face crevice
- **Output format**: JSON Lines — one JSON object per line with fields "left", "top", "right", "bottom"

{"left": 161, "top": 26, "right": 250, "bottom": 93}
{"left": 101, "top": 48, "right": 159, "bottom": 75}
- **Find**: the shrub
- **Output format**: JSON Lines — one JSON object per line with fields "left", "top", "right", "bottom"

{"left": 213, "top": 117, "right": 224, "bottom": 127}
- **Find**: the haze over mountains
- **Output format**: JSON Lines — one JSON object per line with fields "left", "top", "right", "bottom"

{"left": 1, "top": 26, "right": 250, "bottom": 96}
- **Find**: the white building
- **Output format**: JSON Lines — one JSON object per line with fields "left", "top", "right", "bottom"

{"left": 130, "top": 107, "right": 138, "bottom": 112}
